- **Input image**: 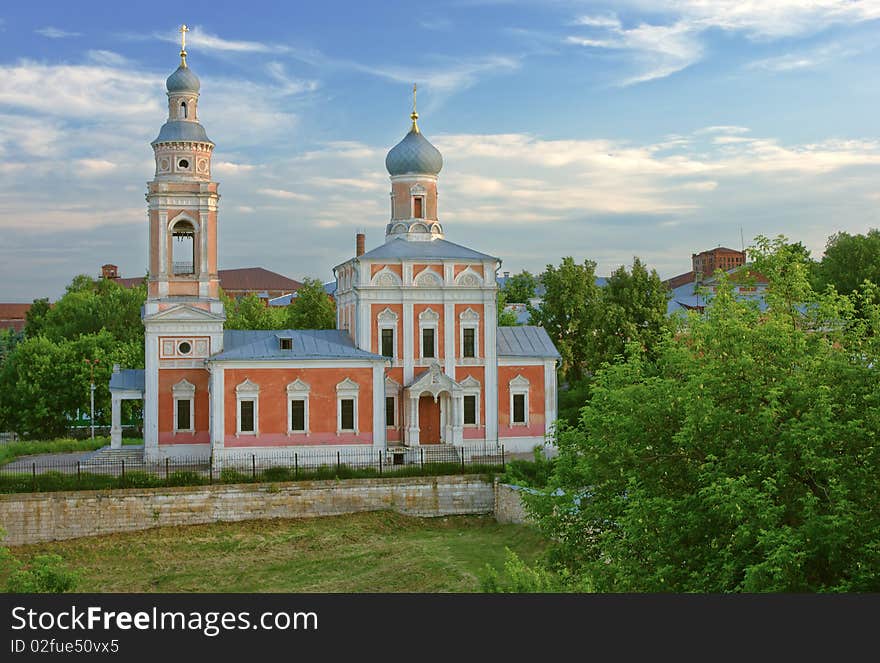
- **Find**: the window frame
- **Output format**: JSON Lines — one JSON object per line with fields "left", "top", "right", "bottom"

{"left": 509, "top": 374, "right": 530, "bottom": 427}
{"left": 235, "top": 378, "right": 260, "bottom": 436}
{"left": 172, "top": 378, "right": 195, "bottom": 433}
{"left": 286, "top": 378, "right": 311, "bottom": 435}
{"left": 336, "top": 378, "right": 360, "bottom": 434}
{"left": 459, "top": 307, "right": 480, "bottom": 360}
{"left": 377, "top": 307, "right": 398, "bottom": 362}
{"left": 460, "top": 375, "right": 481, "bottom": 429}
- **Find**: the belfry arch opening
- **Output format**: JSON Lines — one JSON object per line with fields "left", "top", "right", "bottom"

{"left": 171, "top": 220, "right": 196, "bottom": 275}
{"left": 179, "top": 101, "right": 188, "bottom": 119}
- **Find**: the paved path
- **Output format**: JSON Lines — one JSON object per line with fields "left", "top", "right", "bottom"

{"left": 3, "top": 451, "right": 96, "bottom": 472}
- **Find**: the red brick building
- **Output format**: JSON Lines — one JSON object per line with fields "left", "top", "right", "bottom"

{"left": 0, "top": 304, "right": 31, "bottom": 333}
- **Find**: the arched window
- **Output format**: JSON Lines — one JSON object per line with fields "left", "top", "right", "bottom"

{"left": 171, "top": 220, "right": 196, "bottom": 275}
{"left": 179, "top": 101, "right": 188, "bottom": 119}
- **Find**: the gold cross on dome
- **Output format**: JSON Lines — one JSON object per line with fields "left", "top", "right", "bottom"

{"left": 179, "top": 24, "right": 189, "bottom": 52}
{"left": 410, "top": 83, "right": 420, "bottom": 132}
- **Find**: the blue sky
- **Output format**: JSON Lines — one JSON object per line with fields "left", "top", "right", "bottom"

{"left": 2, "top": 0, "right": 880, "bottom": 301}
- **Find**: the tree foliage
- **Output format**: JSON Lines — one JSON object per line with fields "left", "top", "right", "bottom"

{"left": 526, "top": 237, "right": 880, "bottom": 592}
{"left": 814, "top": 229, "right": 880, "bottom": 295}
{"left": 502, "top": 271, "right": 538, "bottom": 304}
{"left": 528, "top": 257, "right": 602, "bottom": 382}
{"left": 496, "top": 291, "right": 520, "bottom": 327}
{"left": 285, "top": 278, "right": 336, "bottom": 330}
{"left": 222, "top": 292, "right": 286, "bottom": 330}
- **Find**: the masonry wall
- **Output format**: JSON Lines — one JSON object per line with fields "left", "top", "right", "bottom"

{"left": 0, "top": 475, "right": 495, "bottom": 546}
{"left": 493, "top": 481, "right": 536, "bottom": 525}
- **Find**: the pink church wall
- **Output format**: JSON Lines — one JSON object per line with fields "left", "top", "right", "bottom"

{"left": 497, "top": 365, "right": 546, "bottom": 439}
{"left": 158, "top": 368, "right": 211, "bottom": 445}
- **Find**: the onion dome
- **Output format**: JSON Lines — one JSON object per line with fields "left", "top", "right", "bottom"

{"left": 166, "top": 64, "right": 200, "bottom": 94}
{"left": 385, "top": 83, "right": 443, "bottom": 176}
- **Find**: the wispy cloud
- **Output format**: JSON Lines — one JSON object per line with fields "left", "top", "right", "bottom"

{"left": 748, "top": 41, "right": 867, "bottom": 72}
{"left": 35, "top": 26, "right": 81, "bottom": 39}
{"left": 567, "top": 1, "right": 880, "bottom": 84}
{"left": 153, "top": 25, "right": 285, "bottom": 53}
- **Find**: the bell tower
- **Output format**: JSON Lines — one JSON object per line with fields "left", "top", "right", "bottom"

{"left": 142, "top": 27, "right": 225, "bottom": 462}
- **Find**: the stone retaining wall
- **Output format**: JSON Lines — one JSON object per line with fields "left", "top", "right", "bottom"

{"left": 0, "top": 475, "right": 495, "bottom": 546}
{"left": 494, "top": 481, "right": 536, "bottom": 525}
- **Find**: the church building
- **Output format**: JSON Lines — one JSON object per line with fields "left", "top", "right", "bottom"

{"left": 110, "top": 36, "right": 559, "bottom": 465}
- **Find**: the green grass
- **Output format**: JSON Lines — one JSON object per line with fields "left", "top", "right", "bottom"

{"left": 3, "top": 512, "right": 548, "bottom": 592}
{"left": 0, "top": 437, "right": 143, "bottom": 466}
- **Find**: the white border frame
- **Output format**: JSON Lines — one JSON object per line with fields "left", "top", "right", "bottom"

{"left": 460, "top": 375, "right": 481, "bottom": 428}
{"left": 385, "top": 377, "right": 400, "bottom": 430}
{"left": 377, "top": 307, "right": 398, "bottom": 361}
{"left": 419, "top": 307, "right": 439, "bottom": 360}
{"left": 172, "top": 378, "right": 195, "bottom": 433}
{"left": 459, "top": 307, "right": 480, "bottom": 359}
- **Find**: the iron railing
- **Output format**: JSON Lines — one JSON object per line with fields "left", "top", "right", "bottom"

{"left": 0, "top": 443, "right": 506, "bottom": 493}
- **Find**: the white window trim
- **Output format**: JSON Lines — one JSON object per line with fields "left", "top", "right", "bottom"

{"left": 235, "top": 378, "right": 260, "bottom": 436}
{"left": 419, "top": 307, "right": 440, "bottom": 360}
{"left": 286, "top": 378, "right": 310, "bottom": 435}
{"left": 459, "top": 307, "right": 480, "bottom": 360}
{"left": 377, "top": 307, "right": 398, "bottom": 361}
{"left": 509, "top": 374, "right": 530, "bottom": 426}
{"left": 172, "top": 378, "right": 195, "bottom": 433}
{"left": 336, "top": 377, "right": 360, "bottom": 434}
{"left": 460, "top": 375, "right": 481, "bottom": 428}
{"left": 385, "top": 377, "right": 400, "bottom": 429}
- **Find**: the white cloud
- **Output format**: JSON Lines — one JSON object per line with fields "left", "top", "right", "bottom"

{"left": 154, "top": 25, "right": 285, "bottom": 53}
{"left": 568, "top": 1, "right": 880, "bottom": 83}
{"left": 256, "top": 188, "right": 314, "bottom": 201}
{"left": 35, "top": 27, "right": 81, "bottom": 39}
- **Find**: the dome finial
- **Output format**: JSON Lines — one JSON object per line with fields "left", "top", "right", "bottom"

{"left": 410, "top": 83, "right": 419, "bottom": 134}
{"left": 179, "top": 24, "right": 189, "bottom": 67}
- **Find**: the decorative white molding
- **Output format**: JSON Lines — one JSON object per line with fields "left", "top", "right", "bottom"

{"left": 377, "top": 307, "right": 399, "bottom": 323}
{"left": 509, "top": 374, "right": 530, "bottom": 426}
{"left": 235, "top": 378, "right": 260, "bottom": 395}
{"left": 372, "top": 268, "right": 402, "bottom": 287}
{"left": 235, "top": 378, "right": 260, "bottom": 436}
{"left": 455, "top": 268, "right": 483, "bottom": 287}
{"left": 336, "top": 378, "right": 360, "bottom": 434}
{"left": 172, "top": 378, "right": 196, "bottom": 396}
{"left": 286, "top": 379, "right": 310, "bottom": 435}
{"left": 419, "top": 307, "right": 440, "bottom": 359}
{"left": 418, "top": 307, "right": 440, "bottom": 322}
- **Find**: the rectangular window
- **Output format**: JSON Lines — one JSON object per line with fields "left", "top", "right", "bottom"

{"left": 422, "top": 328, "right": 435, "bottom": 358}
{"left": 381, "top": 328, "right": 394, "bottom": 358}
{"left": 240, "top": 400, "right": 255, "bottom": 433}
{"left": 385, "top": 396, "right": 396, "bottom": 427}
{"left": 413, "top": 197, "right": 424, "bottom": 218}
{"left": 464, "top": 395, "right": 477, "bottom": 426}
{"left": 463, "top": 328, "right": 476, "bottom": 358}
{"left": 279, "top": 337, "right": 293, "bottom": 350}
{"left": 176, "top": 399, "right": 191, "bottom": 431}
{"left": 513, "top": 394, "right": 526, "bottom": 424}
{"left": 290, "top": 399, "right": 305, "bottom": 432}
{"left": 341, "top": 398, "right": 355, "bottom": 431}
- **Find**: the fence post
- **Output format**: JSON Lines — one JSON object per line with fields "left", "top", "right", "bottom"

{"left": 252, "top": 454, "right": 256, "bottom": 479}
{"left": 77, "top": 460, "right": 81, "bottom": 482}
{"left": 165, "top": 457, "right": 169, "bottom": 480}
{"left": 461, "top": 448, "right": 465, "bottom": 474}
{"left": 32, "top": 462, "right": 36, "bottom": 489}
{"left": 121, "top": 459, "right": 125, "bottom": 479}
{"left": 501, "top": 445, "right": 505, "bottom": 472}
{"left": 294, "top": 453, "right": 298, "bottom": 478}
{"left": 209, "top": 454, "right": 214, "bottom": 485}
{"left": 336, "top": 451, "right": 341, "bottom": 474}
{"left": 420, "top": 447, "right": 424, "bottom": 471}
{"left": 378, "top": 450, "right": 383, "bottom": 476}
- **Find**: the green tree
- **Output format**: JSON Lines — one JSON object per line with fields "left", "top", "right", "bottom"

{"left": 814, "top": 229, "right": 880, "bottom": 295}
{"left": 496, "top": 290, "right": 520, "bottom": 327}
{"left": 1, "top": 533, "right": 79, "bottom": 593}
{"left": 595, "top": 257, "right": 669, "bottom": 365}
{"left": 285, "top": 278, "right": 336, "bottom": 330}
{"left": 502, "top": 271, "right": 538, "bottom": 304}
{"left": 528, "top": 257, "right": 602, "bottom": 382}
{"left": 525, "top": 236, "right": 880, "bottom": 592}
{"left": 24, "top": 297, "right": 51, "bottom": 337}
{"left": 222, "top": 292, "right": 285, "bottom": 330}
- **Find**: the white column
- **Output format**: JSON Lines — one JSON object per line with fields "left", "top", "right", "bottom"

{"left": 407, "top": 394, "right": 420, "bottom": 446}
{"left": 210, "top": 364, "right": 225, "bottom": 463}
{"left": 110, "top": 396, "right": 122, "bottom": 449}
{"left": 484, "top": 284, "right": 498, "bottom": 444}
{"left": 452, "top": 393, "right": 464, "bottom": 446}
{"left": 444, "top": 300, "right": 455, "bottom": 377}
{"left": 403, "top": 301, "right": 414, "bottom": 385}
{"left": 372, "top": 363, "right": 386, "bottom": 450}
{"left": 544, "top": 359, "right": 558, "bottom": 447}
{"left": 143, "top": 331, "right": 161, "bottom": 462}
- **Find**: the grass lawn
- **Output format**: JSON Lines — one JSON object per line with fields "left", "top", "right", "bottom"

{"left": 4, "top": 512, "right": 547, "bottom": 592}
{"left": 0, "top": 437, "right": 143, "bottom": 465}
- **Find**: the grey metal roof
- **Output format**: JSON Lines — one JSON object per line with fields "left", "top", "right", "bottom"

{"left": 357, "top": 237, "right": 497, "bottom": 262}
{"left": 152, "top": 121, "right": 212, "bottom": 145}
{"left": 109, "top": 369, "right": 145, "bottom": 393}
{"left": 212, "top": 329, "right": 384, "bottom": 361}
{"left": 386, "top": 128, "right": 443, "bottom": 176}
{"left": 166, "top": 65, "right": 201, "bottom": 93}
{"left": 496, "top": 326, "right": 560, "bottom": 358}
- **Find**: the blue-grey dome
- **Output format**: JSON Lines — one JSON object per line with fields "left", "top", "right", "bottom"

{"left": 385, "top": 128, "right": 443, "bottom": 176}
{"left": 152, "top": 120, "right": 212, "bottom": 145}
{"left": 166, "top": 65, "right": 200, "bottom": 93}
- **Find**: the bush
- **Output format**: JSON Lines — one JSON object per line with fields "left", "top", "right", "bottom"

{"left": 497, "top": 447, "right": 555, "bottom": 489}
{"left": 5, "top": 554, "right": 80, "bottom": 593}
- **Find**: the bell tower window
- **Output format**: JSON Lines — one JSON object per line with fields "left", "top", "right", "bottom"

{"left": 171, "top": 220, "right": 196, "bottom": 275}
{"left": 179, "top": 101, "right": 187, "bottom": 119}
{"left": 413, "top": 196, "right": 424, "bottom": 218}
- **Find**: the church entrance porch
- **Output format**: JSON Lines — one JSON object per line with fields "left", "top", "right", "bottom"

{"left": 403, "top": 363, "right": 463, "bottom": 447}
{"left": 417, "top": 396, "right": 441, "bottom": 444}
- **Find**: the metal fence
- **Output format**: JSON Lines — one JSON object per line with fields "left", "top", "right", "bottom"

{"left": 0, "top": 443, "right": 506, "bottom": 493}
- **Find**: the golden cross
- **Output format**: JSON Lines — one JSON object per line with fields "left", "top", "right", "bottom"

{"left": 179, "top": 24, "right": 189, "bottom": 53}
{"left": 410, "top": 83, "right": 419, "bottom": 132}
